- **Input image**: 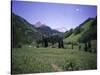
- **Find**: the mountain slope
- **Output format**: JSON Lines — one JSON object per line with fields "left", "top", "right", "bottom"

{"left": 12, "top": 13, "right": 42, "bottom": 48}
{"left": 34, "top": 22, "right": 62, "bottom": 36}
{"left": 64, "top": 17, "right": 97, "bottom": 43}
{"left": 37, "top": 25, "right": 61, "bottom": 36}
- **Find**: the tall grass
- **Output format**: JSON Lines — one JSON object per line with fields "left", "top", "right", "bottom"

{"left": 12, "top": 47, "right": 97, "bottom": 74}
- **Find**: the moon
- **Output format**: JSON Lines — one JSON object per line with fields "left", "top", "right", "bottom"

{"left": 76, "top": 8, "right": 80, "bottom": 11}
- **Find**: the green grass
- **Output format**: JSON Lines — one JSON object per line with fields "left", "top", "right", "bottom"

{"left": 64, "top": 19, "right": 94, "bottom": 43}
{"left": 12, "top": 47, "right": 97, "bottom": 74}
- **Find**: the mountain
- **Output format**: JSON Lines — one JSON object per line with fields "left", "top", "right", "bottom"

{"left": 11, "top": 13, "right": 42, "bottom": 48}
{"left": 11, "top": 13, "right": 63, "bottom": 48}
{"left": 64, "top": 17, "right": 97, "bottom": 43}
{"left": 34, "top": 22, "right": 62, "bottom": 36}
{"left": 34, "top": 21, "right": 44, "bottom": 28}
{"left": 55, "top": 27, "right": 68, "bottom": 32}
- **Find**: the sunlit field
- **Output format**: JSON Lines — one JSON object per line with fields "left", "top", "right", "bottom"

{"left": 12, "top": 47, "right": 97, "bottom": 74}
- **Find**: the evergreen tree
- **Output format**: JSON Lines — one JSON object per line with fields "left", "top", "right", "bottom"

{"left": 79, "top": 45, "right": 81, "bottom": 50}
{"left": 58, "top": 41, "right": 61, "bottom": 48}
{"left": 84, "top": 43, "right": 88, "bottom": 52}
{"left": 88, "top": 41, "right": 92, "bottom": 52}
{"left": 72, "top": 42, "right": 74, "bottom": 49}
{"left": 61, "top": 40, "right": 64, "bottom": 48}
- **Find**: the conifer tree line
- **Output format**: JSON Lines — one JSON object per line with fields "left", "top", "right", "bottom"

{"left": 36, "top": 34, "right": 64, "bottom": 48}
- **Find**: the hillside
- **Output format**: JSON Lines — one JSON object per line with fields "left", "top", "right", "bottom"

{"left": 64, "top": 17, "right": 97, "bottom": 43}
{"left": 11, "top": 13, "right": 42, "bottom": 48}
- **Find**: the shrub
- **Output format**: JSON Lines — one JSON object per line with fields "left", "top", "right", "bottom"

{"left": 17, "top": 44, "right": 22, "bottom": 48}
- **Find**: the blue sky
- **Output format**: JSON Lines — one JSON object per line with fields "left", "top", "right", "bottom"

{"left": 12, "top": 1, "right": 97, "bottom": 32}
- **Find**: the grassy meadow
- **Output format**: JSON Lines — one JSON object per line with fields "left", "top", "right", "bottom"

{"left": 12, "top": 47, "right": 97, "bottom": 74}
